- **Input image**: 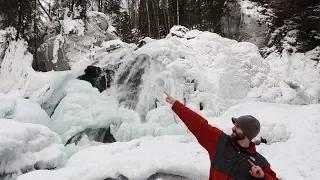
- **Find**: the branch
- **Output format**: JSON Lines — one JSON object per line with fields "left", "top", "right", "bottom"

{"left": 37, "top": 0, "right": 52, "bottom": 21}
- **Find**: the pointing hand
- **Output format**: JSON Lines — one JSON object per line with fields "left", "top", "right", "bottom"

{"left": 248, "top": 160, "right": 265, "bottom": 178}
{"left": 164, "top": 92, "right": 176, "bottom": 105}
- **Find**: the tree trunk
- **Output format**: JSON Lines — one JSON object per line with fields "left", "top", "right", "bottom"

{"left": 163, "top": 8, "right": 168, "bottom": 34}
{"left": 98, "top": 0, "right": 102, "bottom": 11}
{"left": 150, "top": 0, "right": 160, "bottom": 38}
{"left": 146, "top": 0, "right": 151, "bottom": 36}
{"left": 167, "top": 1, "right": 171, "bottom": 29}
{"left": 16, "top": 2, "right": 22, "bottom": 41}
{"left": 176, "top": 0, "right": 179, "bottom": 25}
{"left": 34, "top": 0, "right": 38, "bottom": 67}
{"left": 71, "top": 0, "right": 75, "bottom": 18}
{"left": 198, "top": 0, "right": 201, "bottom": 29}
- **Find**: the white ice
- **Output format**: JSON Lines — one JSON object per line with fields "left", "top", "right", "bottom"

{"left": 0, "top": 119, "right": 67, "bottom": 178}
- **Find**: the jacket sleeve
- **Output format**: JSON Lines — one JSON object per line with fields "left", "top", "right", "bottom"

{"left": 262, "top": 164, "right": 279, "bottom": 180}
{"left": 172, "top": 101, "right": 222, "bottom": 157}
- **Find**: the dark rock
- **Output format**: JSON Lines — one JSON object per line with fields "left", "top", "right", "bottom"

{"left": 104, "top": 175, "right": 128, "bottom": 180}
{"left": 137, "top": 40, "right": 147, "bottom": 48}
{"left": 78, "top": 65, "right": 115, "bottom": 92}
{"left": 65, "top": 127, "right": 116, "bottom": 146}
{"left": 0, "top": 172, "right": 17, "bottom": 180}
{"left": 147, "top": 172, "right": 192, "bottom": 180}
{"left": 253, "top": 137, "right": 268, "bottom": 145}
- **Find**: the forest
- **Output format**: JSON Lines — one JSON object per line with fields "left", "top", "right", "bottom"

{"left": 0, "top": 0, "right": 319, "bottom": 57}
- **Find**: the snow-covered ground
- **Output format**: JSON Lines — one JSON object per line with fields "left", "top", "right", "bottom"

{"left": 16, "top": 102, "right": 320, "bottom": 180}
{"left": 0, "top": 25, "right": 319, "bottom": 180}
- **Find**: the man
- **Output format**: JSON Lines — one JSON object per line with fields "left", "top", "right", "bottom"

{"left": 164, "top": 92, "right": 279, "bottom": 180}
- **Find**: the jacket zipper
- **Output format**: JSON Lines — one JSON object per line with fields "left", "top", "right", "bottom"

{"left": 227, "top": 151, "right": 241, "bottom": 180}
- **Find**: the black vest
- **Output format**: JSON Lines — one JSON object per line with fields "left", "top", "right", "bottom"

{"left": 211, "top": 133, "right": 268, "bottom": 180}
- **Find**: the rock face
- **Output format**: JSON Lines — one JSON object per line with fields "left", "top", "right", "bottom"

{"left": 220, "top": 1, "right": 320, "bottom": 54}
{"left": 34, "top": 11, "right": 118, "bottom": 72}
{"left": 221, "top": 1, "right": 273, "bottom": 49}
{"left": 77, "top": 65, "right": 115, "bottom": 92}
{"left": 35, "top": 35, "right": 71, "bottom": 72}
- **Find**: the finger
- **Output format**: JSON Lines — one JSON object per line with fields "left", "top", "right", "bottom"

{"left": 164, "top": 91, "right": 169, "bottom": 96}
{"left": 249, "top": 170, "right": 254, "bottom": 176}
{"left": 252, "top": 167, "right": 258, "bottom": 174}
{"left": 250, "top": 168, "right": 257, "bottom": 175}
{"left": 248, "top": 159, "right": 256, "bottom": 166}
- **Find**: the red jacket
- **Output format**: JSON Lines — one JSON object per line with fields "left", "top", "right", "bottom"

{"left": 172, "top": 101, "right": 279, "bottom": 180}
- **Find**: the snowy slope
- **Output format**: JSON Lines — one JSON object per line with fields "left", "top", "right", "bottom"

{"left": 0, "top": 119, "right": 67, "bottom": 179}
{"left": 17, "top": 102, "right": 320, "bottom": 180}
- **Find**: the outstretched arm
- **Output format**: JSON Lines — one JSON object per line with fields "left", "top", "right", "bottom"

{"left": 165, "top": 92, "right": 222, "bottom": 157}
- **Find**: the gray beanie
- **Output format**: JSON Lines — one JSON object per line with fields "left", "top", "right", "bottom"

{"left": 232, "top": 115, "right": 260, "bottom": 141}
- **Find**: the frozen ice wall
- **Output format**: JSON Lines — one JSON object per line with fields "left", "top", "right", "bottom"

{"left": 93, "top": 26, "right": 269, "bottom": 118}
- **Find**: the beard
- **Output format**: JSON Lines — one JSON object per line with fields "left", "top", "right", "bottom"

{"left": 231, "top": 130, "right": 246, "bottom": 140}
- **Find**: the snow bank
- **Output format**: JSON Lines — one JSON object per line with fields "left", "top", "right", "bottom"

{"left": 6, "top": 98, "right": 51, "bottom": 126}
{"left": 18, "top": 136, "right": 208, "bottom": 180}
{"left": 0, "top": 119, "right": 67, "bottom": 179}
{"left": 17, "top": 102, "right": 320, "bottom": 180}
{"left": 249, "top": 48, "right": 320, "bottom": 104}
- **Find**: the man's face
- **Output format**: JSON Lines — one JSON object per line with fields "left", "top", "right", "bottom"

{"left": 231, "top": 123, "right": 246, "bottom": 140}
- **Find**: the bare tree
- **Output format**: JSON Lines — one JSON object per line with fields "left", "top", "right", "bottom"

{"left": 146, "top": 0, "right": 151, "bottom": 36}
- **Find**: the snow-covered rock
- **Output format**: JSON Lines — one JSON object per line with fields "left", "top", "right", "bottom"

{"left": 92, "top": 27, "right": 269, "bottom": 118}
{"left": 50, "top": 79, "right": 140, "bottom": 144}
{"left": 0, "top": 119, "right": 67, "bottom": 179}
{"left": 0, "top": 94, "right": 51, "bottom": 126}
{"left": 35, "top": 10, "right": 119, "bottom": 72}
{"left": 17, "top": 135, "right": 208, "bottom": 180}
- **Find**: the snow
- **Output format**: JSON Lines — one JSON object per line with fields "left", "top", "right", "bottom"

{"left": 0, "top": 40, "right": 35, "bottom": 95}
{"left": 61, "top": 8, "right": 85, "bottom": 36}
{"left": 0, "top": 119, "right": 67, "bottom": 179}
{"left": 94, "top": 27, "right": 269, "bottom": 117}
{"left": 4, "top": 97, "right": 51, "bottom": 126}
{"left": 52, "top": 35, "right": 65, "bottom": 64}
{"left": 239, "top": 0, "right": 275, "bottom": 24}
{"left": 18, "top": 135, "right": 207, "bottom": 180}
{"left": 50, "top": 79, "right": 142, "bottom": 144}
{"left": 248, "top": 49, "right": 320, "bottom": 104}
{"left": 17, "top": 101, "right": 320, "bottom": 180}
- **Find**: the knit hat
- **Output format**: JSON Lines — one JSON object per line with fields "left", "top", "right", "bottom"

{"left": 232, "top": 115, "right": 260, "bottom": 141}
